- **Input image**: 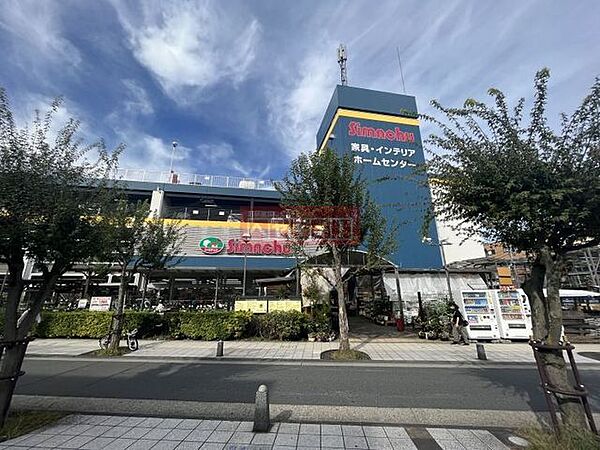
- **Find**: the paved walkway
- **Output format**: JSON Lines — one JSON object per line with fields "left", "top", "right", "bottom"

{"left": 26, "top": 338, "right": 600, "bottom": 364}
{"left": 1, "top": 414, "right": 515, "bottom": 449}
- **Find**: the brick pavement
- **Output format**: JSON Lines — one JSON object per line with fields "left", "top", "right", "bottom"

{"left": 0, "top": 414, "right": 514, "bottom": 449}
{"left": 26, "top": 338, "right": 600, "bottom": 364}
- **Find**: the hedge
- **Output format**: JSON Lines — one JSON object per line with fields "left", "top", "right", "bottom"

{"left": 28, "top": 310, "right": 329, "bottom": 341}
{"left": 177, "top": 311, "right": 253, "bottom": 340}
{"left": 252, "top": 310, "right": 308, "bottom": 340}
{"left": 33, "top": 311, "right": 168, "bottom": 339}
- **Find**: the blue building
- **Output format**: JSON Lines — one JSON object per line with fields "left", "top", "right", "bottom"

{"left": 316, "top": 85, "right": 442, "bottom": 269}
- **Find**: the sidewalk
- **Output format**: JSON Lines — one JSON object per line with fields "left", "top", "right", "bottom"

{"left": 1, "top": 414, "right": 517, "bottom": 449}
{"left": 26, "top": 338, "right": 600, "bottom": 364}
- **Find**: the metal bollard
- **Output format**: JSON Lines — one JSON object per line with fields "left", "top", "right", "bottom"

{"left": 476, "top": 343, "right": 487, "bottom": 360}
{"left": 216, "top": 340, "right": 224, "bottom": 357}
{"left": 253, "top": 384, "right": 270, "bottom": 432}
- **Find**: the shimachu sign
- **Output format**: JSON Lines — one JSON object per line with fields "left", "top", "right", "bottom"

{"left": 199, "top": 236, "right": 293, "bottom": 256}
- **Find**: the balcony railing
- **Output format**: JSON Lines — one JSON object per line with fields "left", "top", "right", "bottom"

{"left": 162, "top": 206, "right": 288, "bottom": 223}
{"left": 112, "top": 169, "right": 277, "bottom": 191}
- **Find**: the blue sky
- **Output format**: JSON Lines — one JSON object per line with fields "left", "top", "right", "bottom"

{"left": 1, "top": 1, "right": 599, "bottom": 180}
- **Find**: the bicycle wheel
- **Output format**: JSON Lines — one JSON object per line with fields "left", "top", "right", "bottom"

{"left": 98, "top": 335, "right": 110, "bottom": 349}
{"left": 128, "top": 337, "right": 138, "bottom": 351}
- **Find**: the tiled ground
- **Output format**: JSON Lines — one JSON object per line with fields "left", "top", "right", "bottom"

{"left": 0, "top": 415, "right": 511, "bottom": 449}
{"left": 27, "top": 338, "right": 600, "bottom": 363}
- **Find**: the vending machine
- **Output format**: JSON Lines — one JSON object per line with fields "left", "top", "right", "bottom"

{"left": 460, "top": 291, "right": 500, "bottom": 340}
{"left": 492, "top": 290, "right": 532, "bottom": 340}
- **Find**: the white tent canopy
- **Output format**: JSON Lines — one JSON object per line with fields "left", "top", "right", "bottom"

{"left": 383, "top": 272, "right": 488, "bottom": 317}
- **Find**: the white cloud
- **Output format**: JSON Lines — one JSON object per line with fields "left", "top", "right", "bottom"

{"left": 113, "top": 131, "right": 190, "bottom": 172}
{"left": 196, "top": 142, "right": 270, "bottom": 178}
{"left": 122, "top": 79, "right": 154, "bottom": 115}
{"left": 116, "top": 136, "right": 270, "bottom": 179}
{"left": 111, "top": 0, "right": 261, "bottom": 103}
{"left": 266, "top": 44, "right": 339, "bottom": 157}
{"left": 10, "top": 92, "right": 96, "bottom": 144}
{"left": 0, "top": 0, "right": 81, "bottom": 67}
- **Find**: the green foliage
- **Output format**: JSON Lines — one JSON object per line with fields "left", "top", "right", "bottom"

{"left": 35, "top": 311, "right": 168, "bottom": 338}
{"left": 138, "top": 215, "right": 184, "bottom": 272}
{"left": 302, "top": 280, "right": 323, "bottom": 306}
{"left": 102, "top": 199, "right": 184, "bottom": 349}
{"left": 177, "top": 311, "right": 253, "bottom": 340}
{"left": 521, "top": 426, "right": 600, "bottom": 450}
{"left": 28, "top": 310, "right": 327, "bottom": 341}
{"left": 276, "top": 147, "right": 398, "bottom": 350}
{"left": 424, "top": 69, "right": 600, "bottom": 255}
{"left": 252, "top": 311, "right": 309, "bottom": 341}
{"left": 35, "top": 311, "right": 111, "bottom": 338}
{"left": 123, "top": 312, "right": 166, "bottom": 338}
{"left": 423, "top": 300, "right": 453, "bottom": 334}
{"left": 0, "top": 410, "right": 66, "bottom": 440}
{"left": 275, "top": 147, "right": 397, "bottom": 261}
{"left": 0, "top": 88, "right": 122, "bottom": 340}
{"left": 306, "top": 309, "right": 332, "bottom": 334}
{"left": 103, "top": 199, "right": 151, "bottom": 269}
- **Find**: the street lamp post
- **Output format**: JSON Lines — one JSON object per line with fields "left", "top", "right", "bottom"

{"left": 423, "top": 237, "right": 453, "bottom": 302}
{"left": 241, "top": 232, "right": 251, "bottom": 297}
{"left": 169, "top": 141, "right": 178, "bottom": 176}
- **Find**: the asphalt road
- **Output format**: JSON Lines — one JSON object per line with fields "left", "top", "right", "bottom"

{"left": 16, "top": 358, "right": 600, "bottom": 412}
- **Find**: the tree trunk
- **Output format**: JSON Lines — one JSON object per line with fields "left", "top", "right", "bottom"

{"left": 83, "top": 273, "right": 91, "bottom": 300}
{"left": 1, "top": 269, "right": 60, "bottom": 429}
{"left": 141, "top": 271, "right": 150, "bottom": 306}
{"left": 109, "top": 265, "right": 128, "bottom": 352}
{"left": 0, "top": 340, "right": 28, "bottom": 428}
{"left": 3, "top": 260, "right": 25, "bottom": 341}
{"left": 331, "top": 246, "right": 350, "bottom": 351}
{"left": 523, "top": 248, "right": 587, "bottom": 429}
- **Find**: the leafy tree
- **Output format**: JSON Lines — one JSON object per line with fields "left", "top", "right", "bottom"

{"left": 137, "top": 216, "right": 184, "bottom": 305}
{"left": 0, "top": 89, "right": 121, "bottom": 427}
{"left": 103, "top": 200, "right": 183, "bottom": 352}
{"left": 276, "top": 147, "right": 396, "bottom": 351}
{"left": 424, "top": 69, "right": 600, "bottom": 428}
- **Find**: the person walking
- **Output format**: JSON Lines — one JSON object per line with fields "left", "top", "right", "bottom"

{"left": 451, "top": 302, "right": 470, "bottom": 345}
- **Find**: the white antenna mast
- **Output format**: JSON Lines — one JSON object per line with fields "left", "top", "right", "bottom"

{"left": 337, "top": 44, "right": 348, "bottom": 86}
{"left": 396, "top": 46, "right": 406, "bottom": 93}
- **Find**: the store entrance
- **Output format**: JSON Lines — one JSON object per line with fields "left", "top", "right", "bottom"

{"left": 348, "top": 315, "right": 401, "bottom": 339}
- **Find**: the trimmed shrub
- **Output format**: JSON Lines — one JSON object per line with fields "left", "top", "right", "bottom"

{"left": 35, "top": 311, "right": 111, "bottom": 338}
{"left": 178, "top": 311, "right": 253, "bottom": 340}
{"left": 306, "top": 311, "right": 332, "bottom": 334}
{"left": 123, "top": 312, "right": 166, "bottom": 338}
{"left": 253, "top": 311, "right": 309, "bottom": 341}
{"left": 35, "top": 311, "right": 166, "bottom": 338}
{"left": 26, "top": 309, "right": 329, "bottom": 341}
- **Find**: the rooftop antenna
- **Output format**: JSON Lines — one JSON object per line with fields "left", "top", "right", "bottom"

{"left": 396, "top": 46, "right": 406, "bottom": 93}
{"left": 337, "top": 44, "right": 348, "bottom": 86}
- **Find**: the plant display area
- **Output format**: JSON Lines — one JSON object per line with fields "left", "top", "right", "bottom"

{"left": 414, "top": 300, "right": 453, "bottom": 340}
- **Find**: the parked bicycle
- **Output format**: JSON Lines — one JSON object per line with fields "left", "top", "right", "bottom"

{"left": 98, "top": 328, "right": 139, "bottom": 351}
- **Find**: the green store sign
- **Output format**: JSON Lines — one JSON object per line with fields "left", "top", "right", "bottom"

{"left": 199, "top": 237, "right": 224, "bottom": 255}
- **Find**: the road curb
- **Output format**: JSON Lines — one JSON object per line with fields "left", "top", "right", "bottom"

{"left": 23, "top": 354, "right": 600, "bottom": 370}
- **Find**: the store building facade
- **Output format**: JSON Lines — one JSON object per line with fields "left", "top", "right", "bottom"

{"left": 1, "top": 85, "right": 489, "bottom": 319}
